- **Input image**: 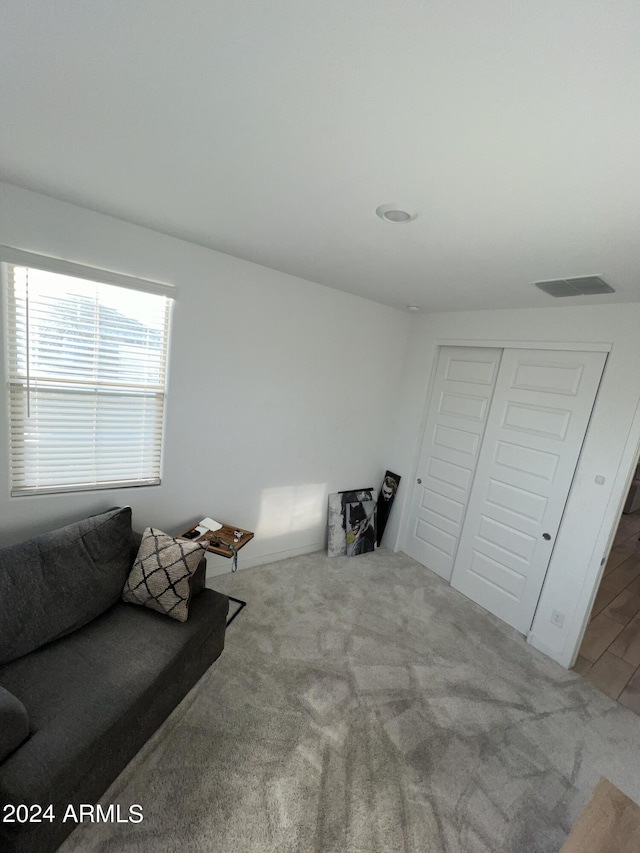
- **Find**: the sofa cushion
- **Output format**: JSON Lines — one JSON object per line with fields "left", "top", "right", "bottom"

{"left": 122, "top": 528, "right": 207, "bottom": 622}
{"left": 0, "top": 686, "right": 29, "bottom": 763}
{"left": 0, "top": 507, "right": 135, "bottom": 666}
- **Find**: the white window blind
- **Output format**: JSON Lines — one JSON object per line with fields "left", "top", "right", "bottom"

{"left": 4, "top": 257, "right": 172, "bottom": 496}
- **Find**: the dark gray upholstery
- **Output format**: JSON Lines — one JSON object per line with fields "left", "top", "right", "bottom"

{"left": 0, "top": 507, "right": 135, "bottom": 666}
{"left": 0, "top": 592, "right": 228, "bottom": 853}
{"left": 0, "top": 512, "right": 229, "bottom": 853}
{"left": 190, "top": 555, "right": 208, "bottom": 597}
{"left": 0, "top": 687, "right": 29, "bottom": 764}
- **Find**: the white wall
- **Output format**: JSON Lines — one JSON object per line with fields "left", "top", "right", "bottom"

{"left": 389, "top": 305, "right": 640, "bottom": 667}
{"left": 7, "top": 183, "right": 637, "bottom": 670}
{"left": 0, "top": 183, "right": 410, "bottom": 573}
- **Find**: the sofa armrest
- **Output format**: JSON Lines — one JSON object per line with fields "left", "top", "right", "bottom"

{"left": 0, "top": 686, "right": 29, "bottom": 763}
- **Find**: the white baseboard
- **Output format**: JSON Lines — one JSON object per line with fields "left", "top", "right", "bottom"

{"left": 527, "top": 631, "right": 566, "bottom": 668}
{"left": 204, "top": 541, "right": 324, "bottom": 580}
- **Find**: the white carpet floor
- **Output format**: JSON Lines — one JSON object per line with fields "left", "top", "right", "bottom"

{"left": 60, "top": 548, "right": 640, "bottom": 852}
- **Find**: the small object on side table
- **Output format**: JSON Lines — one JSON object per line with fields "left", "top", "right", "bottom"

{"left": 182, "top": 529, "right": 200, "bottom": 540}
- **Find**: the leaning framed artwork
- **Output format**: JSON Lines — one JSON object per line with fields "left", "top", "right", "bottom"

{"left": 327, "top": 488, "right": 376, "bottom": 557}
{"left": 376, "top": 470, "right": 401, "bottom": 546}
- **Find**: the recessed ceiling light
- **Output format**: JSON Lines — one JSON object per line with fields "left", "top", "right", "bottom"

{"left": 407, "top": 305, "right": 420, "bottom": 312}
{"left": 376, "top": 203, "right": 417, "bottom": 223}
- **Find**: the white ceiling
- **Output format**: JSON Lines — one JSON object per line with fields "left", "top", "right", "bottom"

{"left": 1, "top": 1, "right": 640, "bottom": 312}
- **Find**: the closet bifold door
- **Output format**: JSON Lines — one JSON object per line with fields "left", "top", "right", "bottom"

{"left": 404, "top": 346, "right": 503, "bottom": 581}
{"left": 450, "top": 348, "right": 607, "bottom": 634}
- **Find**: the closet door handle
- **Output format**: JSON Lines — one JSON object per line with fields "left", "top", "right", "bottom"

{"left": 542, "top": 533, "right": 551, "bottom": 541}
{"left": 417, "top": 478, "right": 422, "bottom": 484}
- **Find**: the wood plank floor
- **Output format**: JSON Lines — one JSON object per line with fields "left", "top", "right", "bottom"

{"left": 560, "top": 777, "right": 640, "bottom": 853}
{"left": 575, "top": 508, "right": 640, "bottom": 713}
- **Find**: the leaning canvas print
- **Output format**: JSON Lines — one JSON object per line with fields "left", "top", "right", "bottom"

{"left": 345, "top": 499, "right": 376, "bottom": 556}
{"left": 376, "top": 470, "right": 401, "bottom": 546}
{"left": 327, "top": 492, "right": 346, "bottom": 557}
{"left": 327, "top": 488, "right": 376, "bottom": 557}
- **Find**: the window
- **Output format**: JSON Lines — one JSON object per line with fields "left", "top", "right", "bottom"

{"left": 2, "top": 249, "right": 173, "bottom": 496}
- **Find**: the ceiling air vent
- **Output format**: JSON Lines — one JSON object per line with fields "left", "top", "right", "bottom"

{"left": 534, "top": 275, "right": 615, "bottom": 297}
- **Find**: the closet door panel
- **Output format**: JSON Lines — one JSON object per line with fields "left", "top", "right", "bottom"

{"left": 450, "top": 348, "right": 607, "bottom": 633}
{"left": 404, "top": 346, "right": 502, "bottom": 580}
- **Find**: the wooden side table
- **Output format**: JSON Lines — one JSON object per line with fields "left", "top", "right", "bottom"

{"left": 178, "top": 522, "right": 254, "bottom": 560}
{"left": 178, "top": 520, "right": 254, "bottom": 626}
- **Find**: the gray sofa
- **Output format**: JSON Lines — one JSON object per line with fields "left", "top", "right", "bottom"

{"left": 0, "top": 507, "right": 229, "bottom": 853}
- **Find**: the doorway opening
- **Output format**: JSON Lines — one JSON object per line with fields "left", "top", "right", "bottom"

{"left": 574, "top": 454, "right": 640, "bottom": 712}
